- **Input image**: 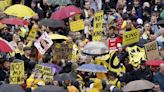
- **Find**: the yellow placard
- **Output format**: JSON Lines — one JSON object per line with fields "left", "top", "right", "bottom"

{"left": 9, "top": 62, "right": 24, "bottom": 84}
{"left": 28, "top": 27, "right": 37, "bottom": 41}
{"left": 127, "top": 45, "right": 146, "bottom": 68}
{"left": 93, "top": 11, "right": 104, "bottom": 41}
{"left": 123, "top": 29, "right": 140, "bottom": 46}
{"left": 35, "top": 64, "right": 53, "bottom": 82}
{"left": 70, "top": 19, "right": 84, "bottom": 32}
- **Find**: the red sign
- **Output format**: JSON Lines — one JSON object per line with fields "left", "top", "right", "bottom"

{"left": 108, "top": 37, "right": 122, "bottom": 50}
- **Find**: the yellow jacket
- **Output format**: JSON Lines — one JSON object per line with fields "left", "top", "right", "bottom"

{"left": 108, "top": 78, "right": 121, "bottom": 89}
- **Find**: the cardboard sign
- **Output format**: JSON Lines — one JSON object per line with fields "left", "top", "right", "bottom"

{"left": 34, "top": 32, "right": 53, "bottom": 55}
{"left": 144, "top": 41, "right": 160, "bottom": 60}
{"left": 93, "top": 11, "right": 104, "bottom": 41}
{"left": 35, "top": 64, "right": 54, "bottom": 82}
{"left": 123, "top": 30, "right": 140, "bottom": 46}
{"left": 53, "top": 42, "right": 73, "bottom": 61}
{"left": 70, "top": 19, "right": 84, "bottom": 32}
{"left": 9, "top": 62, "right": 24, "bottom": 84}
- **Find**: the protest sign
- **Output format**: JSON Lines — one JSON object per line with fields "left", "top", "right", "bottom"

{"left": 144, "top": 41, "right": 160, "bottom": 60}
{"left": 108, "top": 38, "right": 118, "bottom": 51}
{"left": 53, "top": 42, "right": 73, "bottom": 61}
{"left": 34, "top": 32, "right": 53, "bottom": 55}
{"left": 70, "top": 19, "right": 84, "bottom": 32}
{"left": 27, "top": 26, "right": 37, "bottom": 41}
{"left": 127, "top": 45, "right": 146, "bottom": 68}
{"left": 123, "top": 29, "right": 140, "bottom": 46}
{"left": 35, "top": 64, "right": 54, "bottom": 82}
{"left": 9, "top": 62, "right": 24, "bottom": 84}
{"left": 93, "top": 11, "right": 104, "bottom": 41}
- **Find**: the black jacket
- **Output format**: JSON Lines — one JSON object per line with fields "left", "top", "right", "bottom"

{"left": 0, "top": 67, "right": 7, "bottom": 81}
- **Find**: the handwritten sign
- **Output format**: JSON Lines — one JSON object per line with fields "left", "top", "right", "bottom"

{"left": 70, "top": 19, "right": 84, "bottom": 32}
{"left": 53, "top": 42, "right": 73, "bottom": 61}
{"left": 144, "top": 41, "right": 160, "bottom": 60}
{"left": 93, "top": 11, "right": 104, "bottom": 41}
{"left": 35, "top": 64, "right": 54, "bottom": 82}
{"left": 123, "top": 29, "right": 140, "bottom": 46}
{"left": 34, "top": 32, "right": 53, "bottom": 55}
{"left": 9, "top": 62, "right": 24, "bottom": 84}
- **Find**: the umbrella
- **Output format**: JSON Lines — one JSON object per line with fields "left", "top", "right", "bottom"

{"left": 0, "top": 18, "right": 29, "bottom": 26}
{"left": 82, "top": 41, "right": 109, "bottom": 56}
{"left": 122, "top": 80, "right": 155, "bottom": 91}
{"left": 49, "top": 34, "right": 69, "bottom": 40}
{"left": 48, "top": 0, "right": 72, "bottom": 6}
{"left": 54, "top": 73, "right": 77, "bottom": 81}
{"left": 51, "top": 5, "right": 81, "bottom": 20}
{"left": 156, "top": 19, "right": 164, "bottom": 27}
{"left": 146, "top": 60, "right": 164, "bottom": 67}
{"left": 0, "top": 37, "right": 14, "bottom": 53}
{"left": 76, "top": 64, "right": 108, "bottom": 73}
{"left": 33, "top": 85, "right": 68, "bottom": 92}
{"left": 39, "top": 18, "right": 65, "bottom": 28}
{"left": 41, "top": 63, "right": 62, "bottom": 73}
{"left": 0, "top": 84, "right": 25, "bottom": 92}
{"left": 4, "top": 4, "right": 36, "bottom": 17}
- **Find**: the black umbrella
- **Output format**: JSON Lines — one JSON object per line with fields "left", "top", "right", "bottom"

{"left": 54, "top": 73, "right": 77, "bottom": 81}
{"left": 0, "top": 84, "right": 25, "bottom": 92}
{"left": 39, "top": 18, "right": 65, "bottom": 28}
{"left": 33, "top": 85, "right": 68, "bottom": 92}
{"left": 156, "top": 19, "right": 164, "bottom": 27}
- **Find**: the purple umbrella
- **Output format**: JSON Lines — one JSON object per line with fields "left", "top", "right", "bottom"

{"left": 41, "top": 63, "right": 62, "bottom": 73}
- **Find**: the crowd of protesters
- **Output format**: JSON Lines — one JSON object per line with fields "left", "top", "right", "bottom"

{"left": 0, "top": 0, "right": 164, "bottom": 92}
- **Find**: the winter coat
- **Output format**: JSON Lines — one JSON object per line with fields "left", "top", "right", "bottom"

{"left": 153, "top": 72, "right": 164, "bottom": 91}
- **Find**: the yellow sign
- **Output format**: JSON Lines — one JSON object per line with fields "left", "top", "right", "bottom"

{"left": 123, "top": 29, "right": 140, "bottom": 46}
{"left": 28, "top": 26, "right": 37, "bottom": 41}
{"left": 93, "top": 11, "right": 104, "bottom": 41}
{"left": 70, "top": 19, "right": 84, "bottom": 32}
{"left": 53, "top": 42, "right": 73, "bottom": 61}
{"left": 35, "top": 64, "right": 54, "bottom": 82}
{"left": 127, "top": 45, "right": 146, "bottom": 68}
{"left": 9, "top": 62, "right": 24, "bottom": 84}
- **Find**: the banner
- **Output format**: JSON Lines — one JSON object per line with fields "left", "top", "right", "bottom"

{"left": 9, "top": 62, "right": 24, "bottom": 84}
{"left": 35, "top": 64, "right": 54, "bottom": 82}
{"left": 144, "top": 41, "right": 160, "bottom": 60}
{"left": 123, "top": 29, "right": 140, "bottom": 46}
{"left": 34, "top": 32, "right": 53, "bottom": 55}
{"left": 70, "top": 19, "right": 84, "bottom": 32}
{"left": 127, "top": 45, "right": 146, "bottom": 68}
{"left": 93, "top": 11, "right": 104, "bottom": 41}
{"left": 53, "top": 42, "right": 73, "bottom": 61}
